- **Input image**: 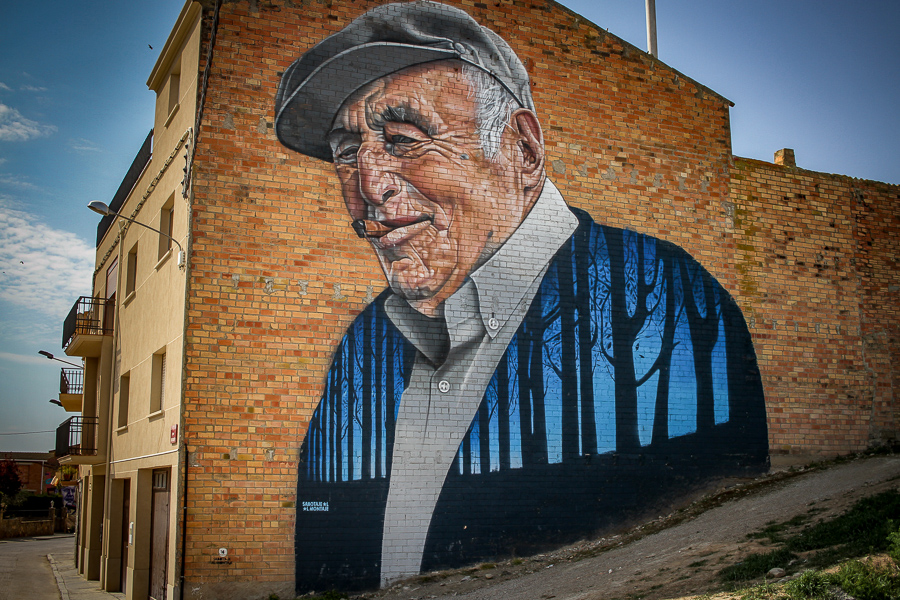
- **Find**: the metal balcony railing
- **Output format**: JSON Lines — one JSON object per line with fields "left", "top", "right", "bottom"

{"left": 55, "top": 416, "right": 99, "bottom": 458}
{"left": 62, "top": 296, "right": 112, "bottom": 350}
{"left": 59, "top": 368, "right": 84, "bottom": 395}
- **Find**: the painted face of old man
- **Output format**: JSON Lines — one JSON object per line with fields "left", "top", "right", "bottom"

{"left": 328, "top": 60, "right": 544, "bottom": 317}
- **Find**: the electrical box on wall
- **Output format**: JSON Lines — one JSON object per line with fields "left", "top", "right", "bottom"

{"left": 170, "top": 424, "right": 178, "bottom": 445}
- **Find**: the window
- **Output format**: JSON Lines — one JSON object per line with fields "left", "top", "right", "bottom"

{"left": 125, "top": 243, "right": 138, "bottom": 297}
{"left": 165, "top": 71, "right": 180, "bottom": 126}
{"left": 158, "top": 195, "right": 175, "bottom": 261}
{"left": 117, "top": 373, "right": 130, "bottom": 429}
{"left": 150, "top": 350, "right": 166, "bottom": 414}
{"left": 105, "top": 257, "right": 118, "bottom": 331}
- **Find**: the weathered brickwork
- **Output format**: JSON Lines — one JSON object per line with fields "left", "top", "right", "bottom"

{"left": 731, "top": 157, "right": 900, "bottom": 457}
{"left": 173, "top": 0, "right": 896, "bottom": 594}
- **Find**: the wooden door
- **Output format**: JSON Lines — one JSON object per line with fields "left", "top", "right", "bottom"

{"left": 149, "top": 469, "right": 170, "bottom": 600}
{"left": 119, "top": 479, "right": 130, "bottom": 592}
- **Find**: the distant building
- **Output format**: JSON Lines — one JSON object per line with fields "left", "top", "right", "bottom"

{"left": 2, "top": 452, "right": 57, "bottom": 495}
{"left": 53, "top": 1, "right": 898, "bottom": 599}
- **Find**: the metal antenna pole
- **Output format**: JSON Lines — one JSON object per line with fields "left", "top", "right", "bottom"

{"left": 646, "top": 0, "right": 658, "bottom": 58}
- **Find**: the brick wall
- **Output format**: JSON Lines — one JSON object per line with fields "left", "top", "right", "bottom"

{"left": 731, "top": 157, "right": 900, "bottom": 458}
{"left": 178, "top": 0, "right": 896, "bottom": 594}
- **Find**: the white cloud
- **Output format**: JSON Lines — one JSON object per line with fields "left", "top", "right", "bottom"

{"left": 19, "top": 84, "right": 47, "bottom": 93}
{"left": 68, "top": 138, "right": 101, "bottom": 154}
{"left": 0, "top": 199, "right": 94, "bottom": 320}
{"left": 0, "top": 158, "right": 6, "bottom": 166}
{"left": 0, "top": 83, "right": 10, "bottom": 92}
{"left": 0, "top": 103, "right": 57, "bottom": 142}
{"left": 0, "top": 174, "right": 38, "bottom": 190}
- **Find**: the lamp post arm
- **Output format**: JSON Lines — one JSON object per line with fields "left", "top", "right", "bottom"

{"left": 113, "top": 212, "right": 184, "bottom": 256}
{"left": 105, "top": 210, "right": 186, "bottom": 269}
{"left": 50, "top": 357, "right": 84, "bottom": 369}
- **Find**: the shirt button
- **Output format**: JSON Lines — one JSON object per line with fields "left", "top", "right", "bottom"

{"left": 488, "top": 317, "right": 500, "bottom": 330}
{"left": 438, "top": 380, "right": 451, "bottom": 393}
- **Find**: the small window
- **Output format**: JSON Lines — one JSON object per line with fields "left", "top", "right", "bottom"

{"left": 158, "top": 196, "right": 175, "bottom": 260}
{"left": 105, "top": 257, "right": 118, "bottom": 331}
{"left": 150, "top": 350, "right": 166, "bottom": 414}
{"left": 168, "top": 73, "right": 180, "bottom": 116}
{"left": 125, "top": 244, "right": 138, "bottom": 297}
{"left": 118, "top": 373, "right": 130, "bottom": 429}
{"left": 165, "top": 71, "right": 180, "bottom": 127}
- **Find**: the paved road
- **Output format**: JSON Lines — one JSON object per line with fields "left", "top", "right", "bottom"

{"left": 0, "top": 534, "right": 70, "bottom": 600}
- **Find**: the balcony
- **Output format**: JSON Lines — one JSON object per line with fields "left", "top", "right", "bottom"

{"left": 63, "top": 296, "right": 112, "bottom": 357}
{"left": 58, "top": 368, "right": 84, "bottom": 412}
{"left": 55, "top": 416, "right": 99, "bottom": 463}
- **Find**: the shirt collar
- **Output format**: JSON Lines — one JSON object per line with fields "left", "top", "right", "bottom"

{"left": 468, "top": 179, "right": 578, "bottom": 339}
{"left": 385, "top": 179, "right": 578, "bottom": 353}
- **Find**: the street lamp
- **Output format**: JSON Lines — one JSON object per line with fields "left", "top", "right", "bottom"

{"left": 49, "top": 399, "right": 64, "bottom": 407}
{"left": 38, "top": 350, "right": 84, "bottom": 369}
{"left": 87, "top": 201, "right": 186, "bottom": 269}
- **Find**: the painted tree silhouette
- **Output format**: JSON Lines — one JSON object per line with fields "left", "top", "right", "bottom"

{"left": 679, "top": 259, "right": 720, "bottom": 433}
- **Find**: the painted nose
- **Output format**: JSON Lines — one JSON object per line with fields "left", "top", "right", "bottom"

{"left": 357, "top": 144, "right": 401, "bottom": 206}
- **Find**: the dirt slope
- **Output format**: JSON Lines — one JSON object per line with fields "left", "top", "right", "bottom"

{"left": 362, "top": 455, "right": 900, "bottom": 600}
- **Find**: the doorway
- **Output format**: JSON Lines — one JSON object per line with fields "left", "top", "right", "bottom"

{"left": 149, "top": 469, "right": 170, "bottom": 600}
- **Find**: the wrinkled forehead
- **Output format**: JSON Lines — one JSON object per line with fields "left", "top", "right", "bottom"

{"left": 331, "top": 60, "right": 476, "bottom": 132}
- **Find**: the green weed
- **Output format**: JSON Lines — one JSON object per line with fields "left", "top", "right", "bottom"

{"left": 721, "top": 490, "right": 900, "bottom": 584}
{"left": 783, "top": 570, "right": 829, "bottom": 599}
{"left": 789, "top": 490, "right": 900, "bottom": 568}
{"left": 738, "top": 581, "right": 784, "bottom": 600}
{"left": 827, "top": 559, "right": 900, "bottom": 600}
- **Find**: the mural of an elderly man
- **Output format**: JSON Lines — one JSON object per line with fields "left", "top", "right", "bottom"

{"left": 275, "top": 1, "right": 768, "bottom": 591}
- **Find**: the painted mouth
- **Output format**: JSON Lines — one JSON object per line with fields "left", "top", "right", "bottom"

{"left": 352, "top": 215, "right": 433, "bottom": 245}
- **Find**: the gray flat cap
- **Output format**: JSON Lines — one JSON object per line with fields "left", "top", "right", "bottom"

{"left": 274, "top": 1, "right": 534, "bottom": 162}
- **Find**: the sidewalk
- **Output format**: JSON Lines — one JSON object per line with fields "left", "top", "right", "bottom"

{"left": 48, "top": 549, "right": 124, "bottom": 600}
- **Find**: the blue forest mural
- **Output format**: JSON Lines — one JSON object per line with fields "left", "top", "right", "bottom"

{"left": 273, "top": 1, "right": 768, "bottom": 592}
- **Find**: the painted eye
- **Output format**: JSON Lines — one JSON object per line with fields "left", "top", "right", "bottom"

{"left": 334, "top": 146, "right": 359, "bottom": 164}
{"left": 387, "top": 134, "right": 416, "bottom": 145}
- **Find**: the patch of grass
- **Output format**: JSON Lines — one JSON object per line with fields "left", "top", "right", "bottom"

{"left": 889, "top": 526, "right": 900, "bottom": 562}
{"left": 783, "top": 570, "right": 829, "bottom": 599}
{"left": 788, "top": 490, "right": 900, "bottom": 567}
{"left": 719, "top": 548, "right": 799, "bottom": 586}
{"left": 738, "top": 581, "right": 784, "bottom": 600}
{"left": 479, "top": 562, "right": 496, "bottom": 570}
{"left": 827, "top": 559, "right": 900, "bottom": 600}
{"left": 748, "top": 515, "right": 810, "bottom": 543}
{"left": 722, "top": 490, "right": 900, "bottom": 584}
{"left": 511, "top": 558, "right": 523, "bottom": 566}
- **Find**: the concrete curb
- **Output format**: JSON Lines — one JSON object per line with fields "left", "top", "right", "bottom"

{"left": 48, "top": 553, "right": 71, "bottom": 600}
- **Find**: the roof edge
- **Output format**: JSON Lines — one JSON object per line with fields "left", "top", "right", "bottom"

{"left": 733, "top": 155, "right": 900, "bottom": 188}
{"left": 545, "top": 0, "right": 734, "bottom": 107}
{"left": 147, "top": 0, "right": 203, "bottom": 91}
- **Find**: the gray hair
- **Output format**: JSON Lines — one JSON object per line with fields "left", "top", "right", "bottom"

{"left": 461, "top": 63, "right": 520, "bottom": 160}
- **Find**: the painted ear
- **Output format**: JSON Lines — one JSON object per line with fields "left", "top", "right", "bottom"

{"left": 510, "top": 109, "right": 545, "bottom": 190}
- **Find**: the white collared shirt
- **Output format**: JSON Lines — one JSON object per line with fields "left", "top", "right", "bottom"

{"left": 379, "top": 181, "right": 578, "bottom": 584}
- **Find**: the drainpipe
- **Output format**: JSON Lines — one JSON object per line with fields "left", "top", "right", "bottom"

{"left": 100, "top": 219, "right": 124, "bottom": 589}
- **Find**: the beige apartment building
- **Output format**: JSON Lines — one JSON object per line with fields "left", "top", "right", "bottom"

{"left": 56, "top": 4, "right": 200, "bottom": 599}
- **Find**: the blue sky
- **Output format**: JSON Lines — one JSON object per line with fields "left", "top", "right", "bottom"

{"left": 1, "top": 0, "right": 898, "bottom": 452}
